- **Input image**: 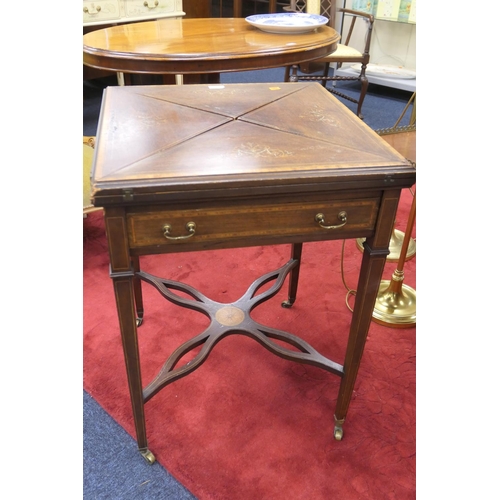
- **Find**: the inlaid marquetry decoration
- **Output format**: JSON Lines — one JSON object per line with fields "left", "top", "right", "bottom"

{"left": 91, "top": 83, "right": 404, "bottom": 194}
{"left": 137, "top": 260, "right": 344, "bottom": 404}
{"left": 235, "top": 143, "right": 294, "bottom": 158}
{"left": 301, "top": 103, "right": 341, "bottom": 127}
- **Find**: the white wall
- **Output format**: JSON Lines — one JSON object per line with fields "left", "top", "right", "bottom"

{"left": 343, "top": 0, "right": 416, "bottom": 71}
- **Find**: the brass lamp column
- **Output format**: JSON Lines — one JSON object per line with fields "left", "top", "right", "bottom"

{"left": 371, "top": 191, "right": 416, "bottom": 327}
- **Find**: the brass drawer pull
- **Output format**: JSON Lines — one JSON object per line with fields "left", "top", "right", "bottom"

{"left": 83, "top": 5, "right": 101, "bottom": 14}
{"left": 144, "top": 0, "right": 159, "bottom": 8}
{"left": 163, "top": 222, "right": 196, "bottom": 240}
{"left": 315, "top": 211, "right": 347, "bottom": 230}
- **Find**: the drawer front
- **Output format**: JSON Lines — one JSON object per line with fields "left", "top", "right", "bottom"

{"left": 83, "top": 1, "right": 120, "bottom": 23}
{"left": 124, "top": 0, "right": 177, "bottom": 18}
{"left": 127, "top": 198, "right": 380, "bottom": 251}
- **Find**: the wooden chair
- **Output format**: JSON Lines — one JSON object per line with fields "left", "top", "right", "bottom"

{"left": 284, "top": 1, "right": 374, "bottom": 119}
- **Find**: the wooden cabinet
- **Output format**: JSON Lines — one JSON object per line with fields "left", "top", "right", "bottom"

{"left": 83, "top": 0, "right": 184, "bottom": 80}
{"left": 83, "top": 1, "right": 121, "bottom": 24}
{"left": 82, "top": 0, "right": 184, "bottom": 27}
{"left": 182, "top": 0, "right": 211, "bottom": 17}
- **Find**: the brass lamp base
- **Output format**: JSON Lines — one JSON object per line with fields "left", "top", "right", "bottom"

{"left": 372, "top": 278, "right": 416, "bottom": 328}
{"left": 356, "top": 229, "right": 416, "bottom": 262}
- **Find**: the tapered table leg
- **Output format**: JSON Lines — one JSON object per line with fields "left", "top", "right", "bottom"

{"left": 333, "top": 189, "right": 400, "bottom": 439}
{"left": 282, "top": 243, "right": 303, "bottom": 308}
{"left": 112, "top": 277, "right": 154, "bottom": 463}
{"left": 105, "top": 208, "right": 155, "bottom": 464}
{"left": 131, "top": 256, "right": 144, "bottom": 326}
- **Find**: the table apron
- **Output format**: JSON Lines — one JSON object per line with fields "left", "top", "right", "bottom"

{"left": 82, "top": 43, "right": 338, "bottom": 75}
{"left": 126, "top": 196, "right": 380, "bottom": 255}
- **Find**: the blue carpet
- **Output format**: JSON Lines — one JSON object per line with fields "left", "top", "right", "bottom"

{"left": 83, "top": 67, "right": 414, "bottom": 137}
{"left": 220, "top": 66, "right": 414, "bottom": 130}
{"left": 84, "top": 391, "right": 196, "bottom": 499}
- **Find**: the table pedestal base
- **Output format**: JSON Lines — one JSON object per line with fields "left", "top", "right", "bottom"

{"left": 137, "top": 257, "right": 344, "bottom": 405}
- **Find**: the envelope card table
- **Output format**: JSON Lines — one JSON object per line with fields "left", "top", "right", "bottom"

{"left": 90, "top": 82, "right": 416, "bottom": 463}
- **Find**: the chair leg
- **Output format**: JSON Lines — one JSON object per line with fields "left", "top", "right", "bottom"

{"left": 288, "top": 65, "right": 299, "bottom": 83}
{"left": 356, "top": 73, "right": 369, "bottom": 120}
{"left": 132, "top": 255, "right": 144, "bottom": 326}
{"left": 320, "top": 63, "right": 330, "bottom": 87}
{"left": 284, "top": 65, "right": 291, "bottom": 82}
{"left": 281, "top": 243, "right": 303, "bottom": 308}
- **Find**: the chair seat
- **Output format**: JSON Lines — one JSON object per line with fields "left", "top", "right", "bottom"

{"left": 323, "top": 43, "right": 363, "bottom": 61}
{"left": 286, "top": 4, "right": 373, "bottom": 119}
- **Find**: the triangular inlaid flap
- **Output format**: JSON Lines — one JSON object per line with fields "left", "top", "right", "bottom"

{"left": 93, "top": 90, "right": 232, "bottom": 180}
{"left": 240, "top": 85, "right": 404, "bottom": 161}
{"left": 110, "top": 120, "right": 404, "bottom": 183}
{"left": 128, "top": 83, "right": 306, "bottom": 119}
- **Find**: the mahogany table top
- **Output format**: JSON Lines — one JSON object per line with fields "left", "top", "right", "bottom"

{"left": 83, "top": 17, "right": 340, "bottom": 75}
{"left": 91, "top": 83, "right": 415, "bottom": 207}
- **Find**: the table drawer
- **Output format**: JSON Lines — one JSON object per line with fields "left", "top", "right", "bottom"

{"left": 124, "top": 0, "right": 177, "bottom": 18}
{"left": 83, "top": 1, "right": 120, "bottom": 23}
{"left": 127, "top": 197, "right": 380, "bottom": 250}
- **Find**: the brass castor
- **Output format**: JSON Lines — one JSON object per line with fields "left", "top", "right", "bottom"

{"left": 333, "top": 416, "right": 345, "bottom": 441}
{"left": 334, "top": 426, "right": 344, "bottom": 441}
{"left": 281, "top": 299, "right": 295, "bottom": 308}
{"left": 136, "top": 317, "right": 143, "bottom": 327}
{"left": 140, "top": 449, "right": 156, "bottom": 464}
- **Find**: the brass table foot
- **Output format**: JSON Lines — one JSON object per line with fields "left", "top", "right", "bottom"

{"left": 334, "top": 416, "right": 345, "bottom": 441}
{"left": 140, "top": 448, "right": 156, "bottom": 464}
{"left": 281, "top": 298, "right": 295, "bottom": 308}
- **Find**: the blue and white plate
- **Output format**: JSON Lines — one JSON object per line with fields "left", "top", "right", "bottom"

{"left": 245, "top": 13, "right": 329, "bottom": 34}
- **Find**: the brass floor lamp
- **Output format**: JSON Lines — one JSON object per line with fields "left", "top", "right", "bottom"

{"left": 371, "top": 190, "right": 416, "bottom": 327}
{"left": 356, "top": 92, "right": 417, "bottom": 262}
{"left": 346, "top": 93, "right": 416, "bottom": 327}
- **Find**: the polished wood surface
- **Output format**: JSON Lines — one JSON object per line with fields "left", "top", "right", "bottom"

{"left": 92, "top": 84, "right": 413, "bottom": 203}
{"left": 91, "top": 83, "right": 416, "bottom": 459}
{"left": 83, "top": 17, "right": 339, "bottom": 74}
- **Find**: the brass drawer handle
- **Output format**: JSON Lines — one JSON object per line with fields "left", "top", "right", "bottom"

{"left": 163, "top": 222, "right": 196, "bottom": 240}
{"left": 83, "top": 5, "right": 101, "bottom": 14}
{"left": 315, "top": 211, "right": 347, "bottom": 230}
{"left": 144, "top": 0, "right": 159, "bottom": 8}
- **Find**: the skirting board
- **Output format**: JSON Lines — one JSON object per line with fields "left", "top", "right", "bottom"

{"left": 335, "top": 67, "right": 416, "bottom": 92}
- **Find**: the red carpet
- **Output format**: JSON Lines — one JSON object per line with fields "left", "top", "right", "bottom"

{"left": 83, "top": 188, "right": 416, "bottom": 500}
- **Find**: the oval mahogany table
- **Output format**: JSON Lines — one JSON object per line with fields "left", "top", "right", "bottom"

{"left": 83, "top": 17, "right": 339, "bottom": 77}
